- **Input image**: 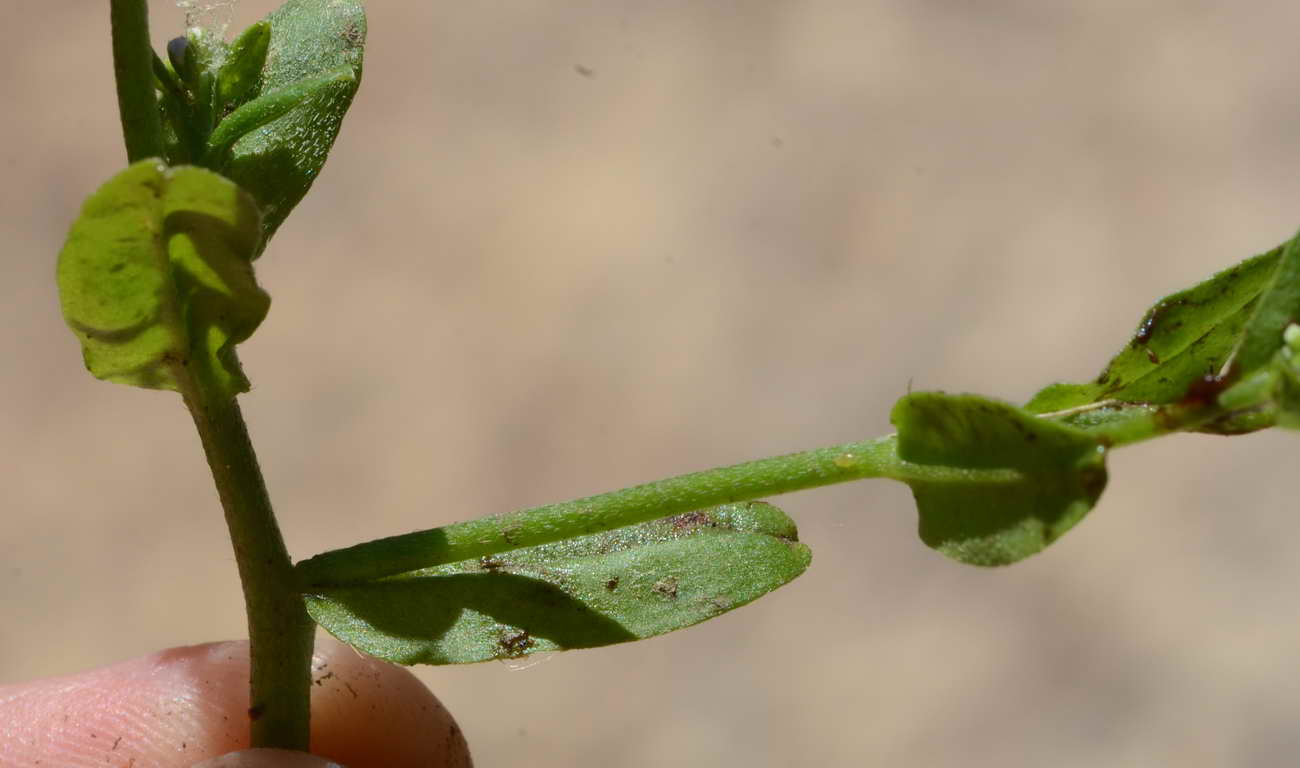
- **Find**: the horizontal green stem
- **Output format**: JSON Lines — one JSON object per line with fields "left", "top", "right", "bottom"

{"left": 1086, "top": 402, "right": 1220, "bottom": 446}
{"left": 299, "top": 387, "right": 1256, "bottom": 589}
{"left": 1042, "top": 389, "right": 1274, "bottom": 445}
{"left": 298, "top": 436, "right": 922, "bottom": 586}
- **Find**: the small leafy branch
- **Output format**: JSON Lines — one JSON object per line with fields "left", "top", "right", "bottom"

{"left": 58, "top": 0, "right": 1300, "bottom": 754}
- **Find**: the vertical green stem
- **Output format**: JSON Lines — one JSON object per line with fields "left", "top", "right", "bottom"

{"left": 183, "top": 388, "right": 314, "bottom": 750}
{"left": 109, "top": 0, "right": 308, "bottom": 748}
{"left": 110, "top": 0, "right": 164, "bottom": 161}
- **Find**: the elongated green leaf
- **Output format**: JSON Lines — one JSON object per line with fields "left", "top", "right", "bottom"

{"left": 219, "top": 0, "right": 365, "bottom": 246}
{"left": 207, "top": 66, "right": 356, "bottom": 162}
{"left": 57, "top": 159, "right": 267, "bottom": 396}
{"left": 304, "top": 502, "right": 811, "bottom": 665}
{"left": 217, "top": 21, "right": 271, "bottom": 110}
{"left": 1026, "top": 245, "right": 1283, "bottom": 414}
{"left": 891, "top": 393, "right": 1107, "bottom": 566}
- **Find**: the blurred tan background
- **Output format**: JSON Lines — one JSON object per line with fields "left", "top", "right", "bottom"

{"left": 5, "top": 1, "right": 1300, "bottom": 765}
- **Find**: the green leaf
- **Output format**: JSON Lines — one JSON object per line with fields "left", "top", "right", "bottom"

{"left": 1026, "top": 245, "right": 1283, "bottom": 414}
{"left": 303, "top": 502, "right": 811, "bottom": 665}
{"left": 219, "top": 0, "right": 366, "bottom": 247}
{"left": 1217, "top": 323, "right": 1300, "bottom": 430}
{"left": 891, "top": 392, "right": 1107, "bottom": 566}
{"left": 217, "top": 21, "right": 271, "bottom": 110}
{"left": 57, "top": 159, "right": 267, "bottom": 396}
{"left": 1274, "top": 331, "right": 1300, "bottom": 429}
{"left": 1229, "top": 233, "right": 1300, "bottom": 378}
{"left": 207, "top": 66, "right": 356, "bottom": 163}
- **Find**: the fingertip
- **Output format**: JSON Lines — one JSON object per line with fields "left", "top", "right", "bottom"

{"left": 0, "top": 640, "right": 254, "bottom": 765}
{"left": 307, "top": 637, "right": 472, "bottom": 767}
{"left": 0, "top": 638, "right": 471, "bottom": 768}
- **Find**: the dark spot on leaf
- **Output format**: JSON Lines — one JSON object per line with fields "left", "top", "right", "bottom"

{"left": 604, "top": 577, "right": 619, "bottom": 591}
{"left": 1180, "top": 374, "right": 1228, "bottom": 406}
{"left": 479, "top": 555, "right": 504, "bottom": 572}
{"left": 342, "top": 21, "right": 363, "bottom": 49}
{"left": 1146, "top": 348, "right": 1160, "bottom": 364}
{"left": 652, "top": 576, "right": 679, "bottom": 599}
{"left": 670, "top": 511, "right": 715, "bottom": 532}
{"left": 1153, "top": 407, "right": 1181, "bottom": 431}
{"left": 498, "top": 629, "right": 534, "bottom": 657}
{"left": 108, "top": 262, "right": 125, "bottom": 274}
{"left": 1132, "top": 299, "right": 1185, "bottom": 348}
{"left": 1079, "top": 466, "right": 1107, "bottom": 499}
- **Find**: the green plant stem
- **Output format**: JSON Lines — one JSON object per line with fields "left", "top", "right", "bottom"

{"left": 183, "top": 387, "right": 313, "bottom": 750}
{"left": 1094, "top": 403, "right": 1216, "bottom": 445}
{"left": 301, "top": 376, "right": 1268, "bottom": 589}
{"left": 1048, "top": 396, "right": 1261, "bottom": 446}
{"left": 298, "top": 387, "right": 1268, "bottom": 588}
{"left": 299, "top": 435, "right": 976, "bottom": 586}
{"left": 110, "top": 0, "right": 164, "bottom": 162}
{"left": 105, "top": 10, "right": 309, "bottom": 741}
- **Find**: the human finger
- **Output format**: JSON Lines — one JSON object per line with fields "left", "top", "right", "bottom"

{"left": 0, "top": 637, "right": 470, "bottom": 767}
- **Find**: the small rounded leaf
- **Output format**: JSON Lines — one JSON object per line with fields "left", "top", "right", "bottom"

{"left": 57, "top": 160, "right": 267, "bottom": 396}
{"left": 892, "top": 392, "right": 1107, "bottom": 566}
